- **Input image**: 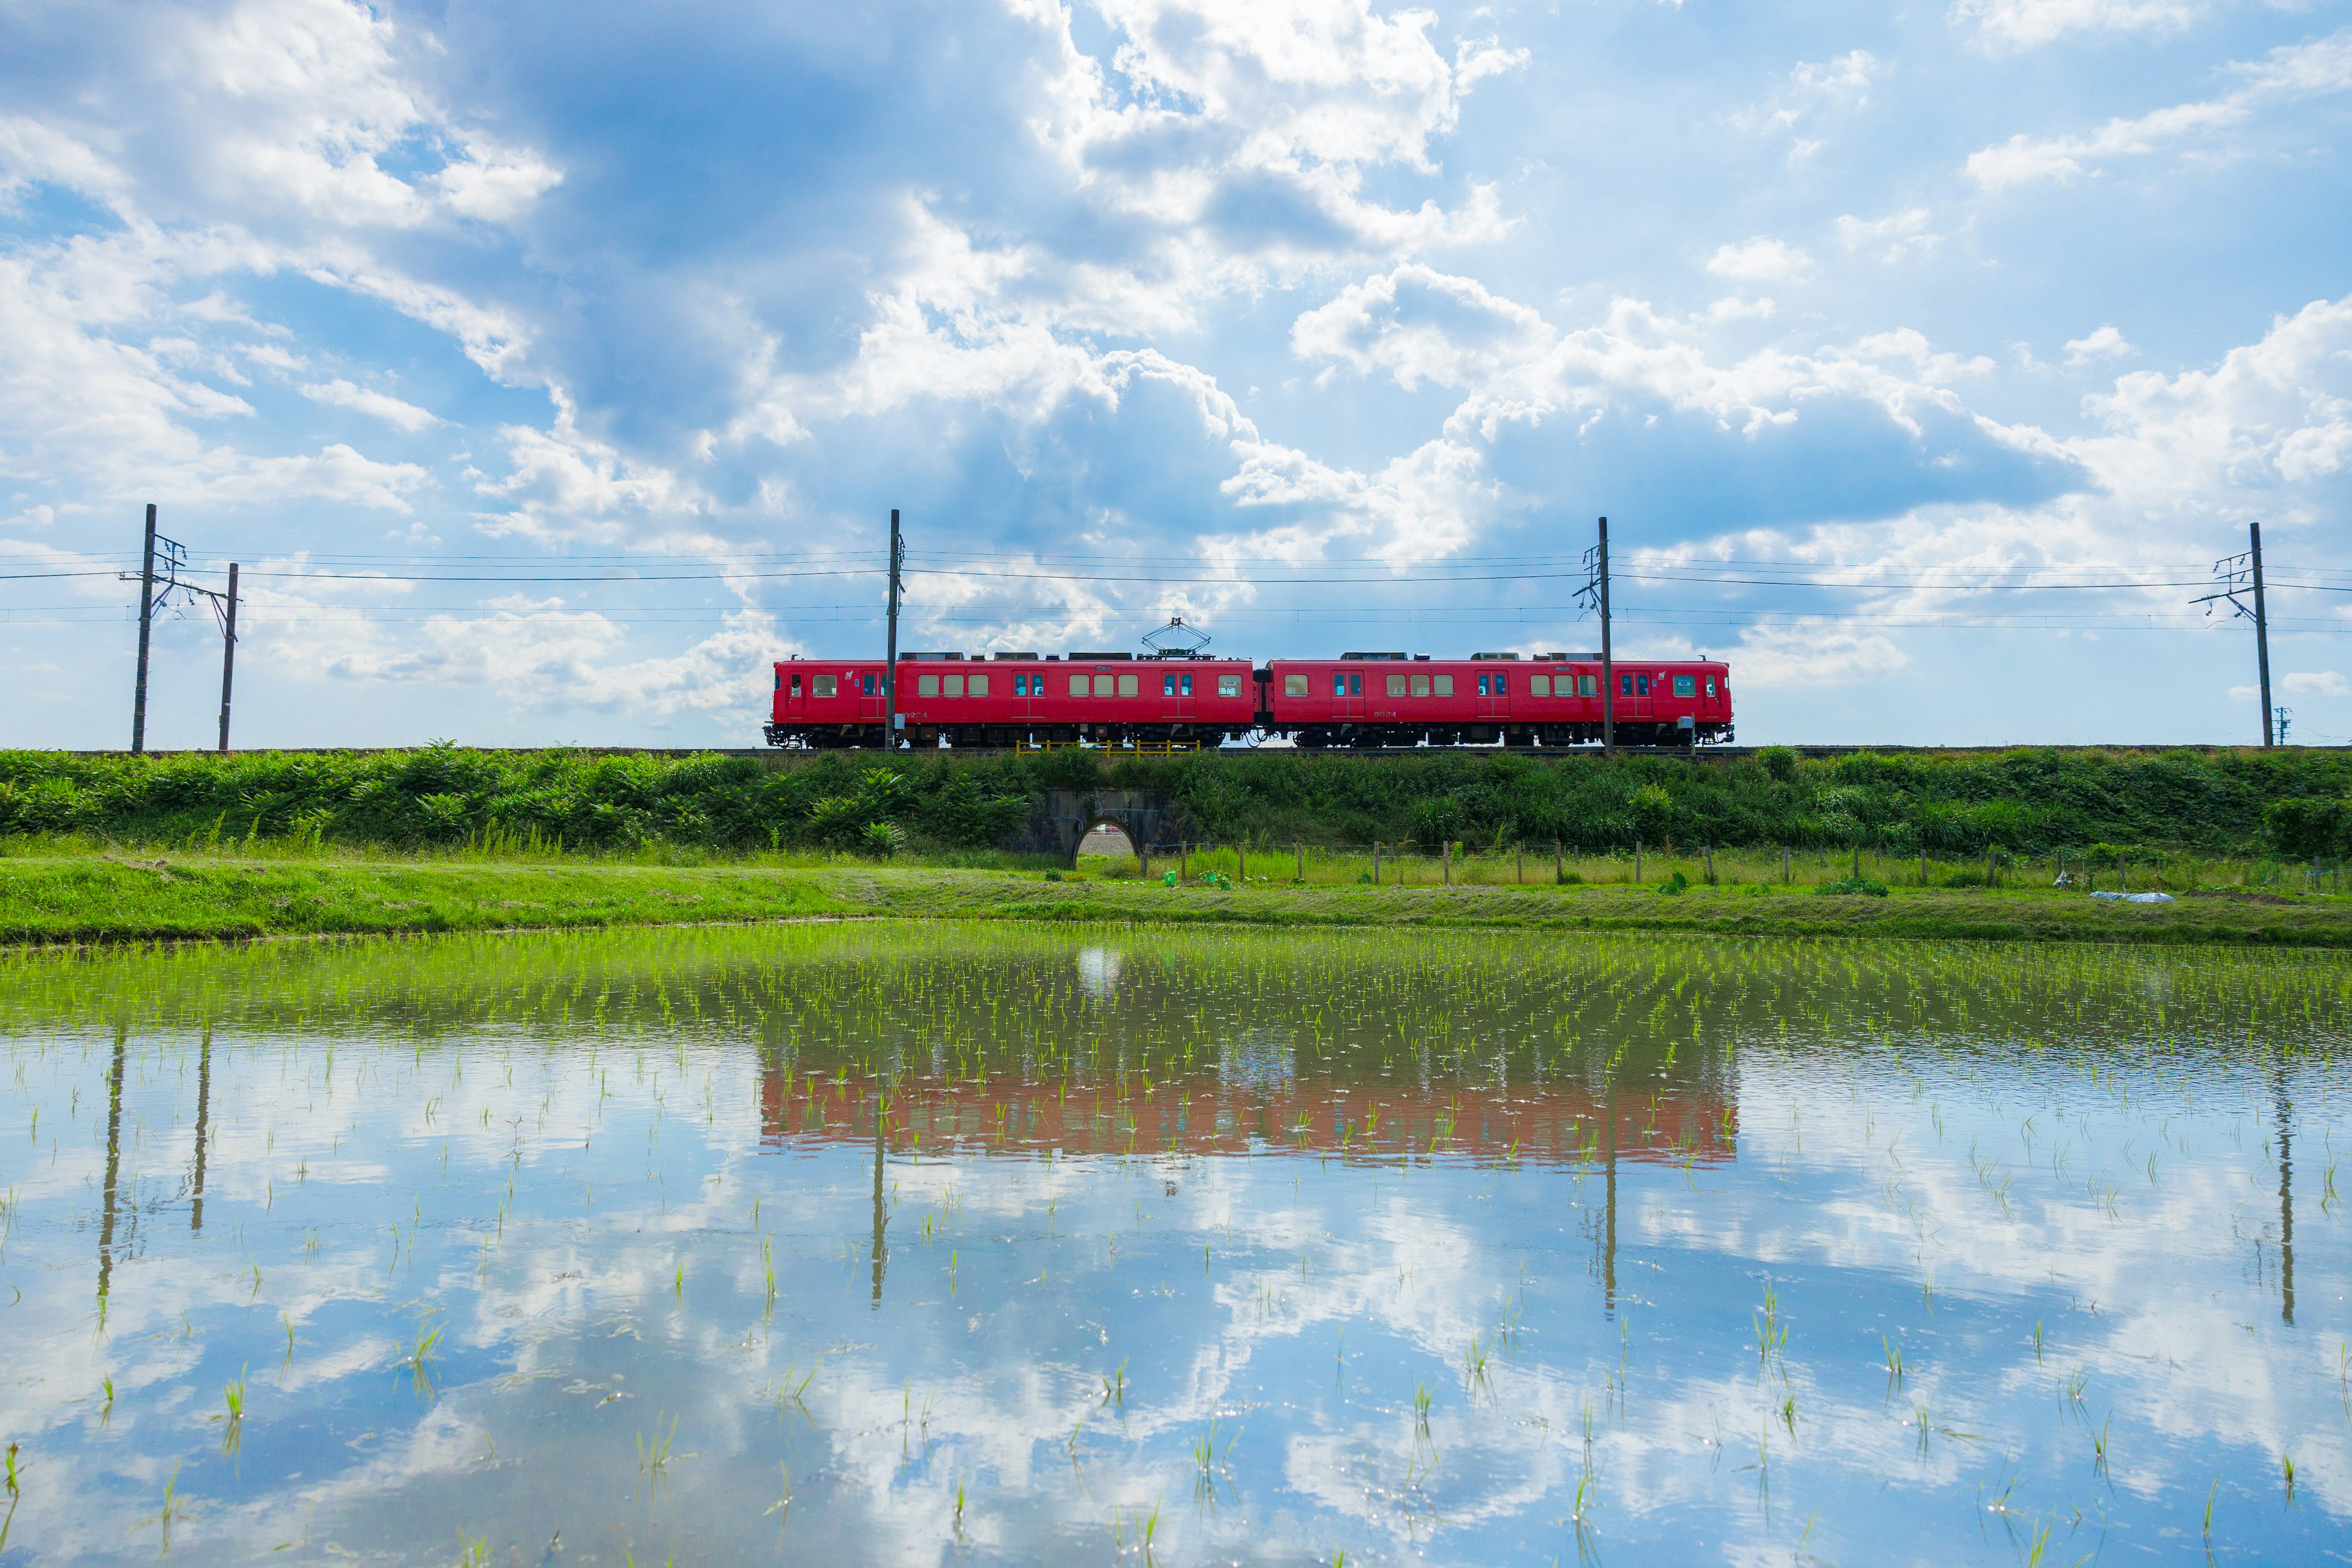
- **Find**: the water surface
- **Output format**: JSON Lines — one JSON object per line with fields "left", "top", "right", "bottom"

{"left": 1, "top": 927, "right": 2345, "bottom": 1564}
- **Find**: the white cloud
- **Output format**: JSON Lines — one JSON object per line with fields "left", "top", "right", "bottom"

{"left": 1834, "top": 207, "right": 1940, "bottom": 264}
{"left": 300, "top": 378, "right": 439, "bottom": 431}
{"left": 1730, "top": 618, "right": 1910, "bottom": 687}
{"left": 1706, "top": 237, "right": 1811, "bottom": 283}
{"left": 1951, "top": 0, "right": 2201, "bottom": 51}
{"left": 2075, "top": 292, "right": 2352, "bottom": 494}
{"left": 1289, "top": 264, "right": 1550, "bottom": 390}
{"left": 1967, "top": 28, "right": 2352, "bottom": 191}
{"left": 2064, "top": 325, "right": 2134, "bottom": 364}
{"left": 2282, "top": 670, "right": 2348, "bottom": 697}
{"left": 1732, "top": 50, "right": 1879, "bottom": 155}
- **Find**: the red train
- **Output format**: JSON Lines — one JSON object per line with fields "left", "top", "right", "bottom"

{"left": 766, "top": 647, "right": 1732, "bottom": 749}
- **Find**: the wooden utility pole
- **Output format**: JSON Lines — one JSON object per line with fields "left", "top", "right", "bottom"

{"left": 131, "top": 503, "right": 158, "bottom": 754}
{"left": 2252, "top": 521, "right": 2274, "bottom": 746}
{"left": 216, "top": 564, "right": 239, "bottom": 753}
{"left": 1598, "top": 516, "right": 1615, "bottom": 757}
{"left": 883, "top": 508, "right": 903, "bottom": 749}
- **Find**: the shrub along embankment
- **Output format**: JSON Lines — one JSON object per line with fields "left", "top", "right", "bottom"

{"left": 2, "top": 743, "right": 2350, "bottom": 861}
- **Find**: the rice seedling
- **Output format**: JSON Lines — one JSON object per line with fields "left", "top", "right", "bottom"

{"left": 636, "top": 1415, "right": 680, "bottom": 1477}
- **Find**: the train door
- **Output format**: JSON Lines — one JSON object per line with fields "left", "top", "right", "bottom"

{"left": 1158, "top": 666, "right": 1196, "bottom": 723}
{"left": 1332, "top": 668, "right": 1363, "bottom": 720}
{"left": 858, "top": 669, "right": 884, "bottom": 723}
{"left": 1475, "top": 669, "right": 1512, "bottom": 721}
{"left": 1012, "top": 667, "right": 1043, "bottom": 724}
{"left": 1615, "top": 669, "right": 1654, "bottom": 723}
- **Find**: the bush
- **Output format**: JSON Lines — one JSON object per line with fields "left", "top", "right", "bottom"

{"left": 1815, "top": 877, "right": 1890, "bottom": 897}
{"left": 2266, "top": 797, "right": 2350, "bottom": 858}
{"left": 1758, "top": 746, "right": 1798, "bottom": 783}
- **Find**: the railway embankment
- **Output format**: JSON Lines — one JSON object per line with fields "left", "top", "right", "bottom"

{"left": 4, "top": 742, "right": 2350, "bottom": 859}
{"left": 4, "top": 856, "right": 2349, "bottom": 948}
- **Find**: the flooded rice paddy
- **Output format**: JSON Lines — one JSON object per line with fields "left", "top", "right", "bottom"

{"left": 0, "top": 926, "right": 2347, "bottom": 1565}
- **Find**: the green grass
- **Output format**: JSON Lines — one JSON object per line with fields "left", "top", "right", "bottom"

{"left": 3, "top": 848, "right": 2347, "bottom": 947}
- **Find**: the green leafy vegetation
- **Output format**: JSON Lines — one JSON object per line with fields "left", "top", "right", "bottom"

{"left": 3, "top": 744, "right": 2350, "bottom": 859}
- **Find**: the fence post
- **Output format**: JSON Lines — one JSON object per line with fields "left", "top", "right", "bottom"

{"left": 2117, "top": 852, "right": 2125, "bottom": 894}
{"left": 1373, "top": 842, "right": 1381, "bottom": 884}
{"left": 1296, "top": 841, "right": 1305, "bottom": 882}
{"left": 1238, "top": 842, "right": 1246, "bottom": 885}
{"left": 1704, "top": 844, "right": 1714, "bottom": 886}
{"left": 1920, "top": 845, "right": 1928, "bottom": 885}
{"left": 1782, "top": 845, "right": 1790, "bottom": 884}
{"left": 1555, "top": 840, "right": 1562, "bottom": 884}
{"left": 1443, "top": 840, "right": 1452, "bottom": 886}
{"left": 1517, "top": 843, "right": 1523, "bottom": 884}
{"left": 1635, "top": 841, "right": 1642, "bottom": 881}
{"left": 1852, "top": 842, "right": 1861, "bottom": 880}
{"left": 1139, "top": 840, "right": 1150, "bottom": 878}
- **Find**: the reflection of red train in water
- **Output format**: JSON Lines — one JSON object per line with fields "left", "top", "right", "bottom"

{"left": 764, "top": 649, "right": 1733, "bottom": 750}
{"left": 758, "top": 1068, "right": 1737, "bottom": 1167}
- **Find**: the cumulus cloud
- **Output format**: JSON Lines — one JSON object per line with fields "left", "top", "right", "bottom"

{"left": 1731, "top": 619, "right": 1909, "bottom": 687}
{"left": 1967, "top": 28, "right": 2352, "bottom": 191}
{"left": 2282, "top": 669, "right": 2348, "bottom": 697}
{"left": 2064, "top": 325, "right": 2134, "bottom": 365}
{"left": 1706, "top": 238, "right": 1811, "bottom": 283}
{"left": 1289, "top": 265, "right": 1550, "bottom": 390}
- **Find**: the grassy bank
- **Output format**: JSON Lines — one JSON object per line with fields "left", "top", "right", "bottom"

{"left": 6, "top": 850, "right": 2348, "bottom": 948}
{"left": 7, "top": 742, "right": 2351, "bottom": 860}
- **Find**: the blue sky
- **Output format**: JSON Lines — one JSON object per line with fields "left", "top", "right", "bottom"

{"left": 2, "top": 0, "right": 2349, "bottom": 748}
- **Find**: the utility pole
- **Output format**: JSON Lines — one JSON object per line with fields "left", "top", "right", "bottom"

{"left": 216, "top": 564, "right": 239, "bottom": 753}
{"left": 1598, "top": 516, "right": 1615, "bottom": 757}
{"left": 1576, "top": 514, "right": 1615, "bottom": 756}
{"left": 882, "top": 508, "right": 903, "bottom": 750}
{"left": 2251, "top": 521, "right": 2274, "bottom": 746}
{"left": 131, "top": 504, "right": 158, "bottom": 754}
{"left": 2193, "top": 521, "right": 2277, "bottom": 746}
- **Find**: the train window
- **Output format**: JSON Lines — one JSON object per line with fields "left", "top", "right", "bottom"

{"left": 1164, "top": 673, "right": 1177, "bottom": 696}
{"left": 969, "top": 674, "right": 987, "bottom": 697}
{"left": 1116, "top": 674, "right": 1138, "bottom": 696}
{"left": 1620, "top": 673, "right": 1634, "bottom": 696}
{"left": 1285, "top": 674, "right": 1310, "bottom": 697}
{"left": 813, "top": 674, "right": 837, "bottom": 698}
{"left": 861, "top": 673, "right": 877, "bottom": 696}
{"left": 1011, "top": 674, "right": 1026, "bottom": 696}
{"left": 1475, "top": 674, "right": 1487, "bottom": 696}
{"left": 918, "top": 674, "right": 940, "bottom": 697}
{"left": 1706, "top": 676, "right": 1717, "bottom": 697}
{"left": 1181, "top": 673, "right": 1193, "bottom": 696}
{"left": 1085, "top": 674, "right": 1107, "bottom": 696}
{"left": 1529, "top": 674, "right": 1548, "bottom": 696}
{"left": 1638, "top": 674, "right": 1651, "bottom": 696}
{"left": 1409, "top": 673, "right": 1430, "bottom": 697}
{"left": 1069, "top": 674, "right": 1088, "bottom": 697}
{"left": 950, "top": 674, "right": 969, "bottom": 697}
{"left": 1673, "top": 675, "right": 1694, "bottom": 697}
{"left": 1387, "top": 674, "right": 1408, "bottom": 697}
{"left": 788, "top": 673, "right": 801, "bottom": 695}
{"left": 1349, "top": 673, "right": 1361, "bottom": 695}
{"left": 1218, "top": 674, "right": 1240, "bottom": 698}
{"left": 1578, "top": 674, "right": 1597, "bottom": 696}
{"left": 1434, "top": 674, "right": 1453, "bottom": 696}
{"left": 1333, "top": 673, "right": 1346, "bottom": 696}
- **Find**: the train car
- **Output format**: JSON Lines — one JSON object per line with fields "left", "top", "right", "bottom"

{"left": 1262, "top": 651, "right": 1732, "bottom": 747}
{"left": 764, "top": 650, "right": 1257, "bottom": 748}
